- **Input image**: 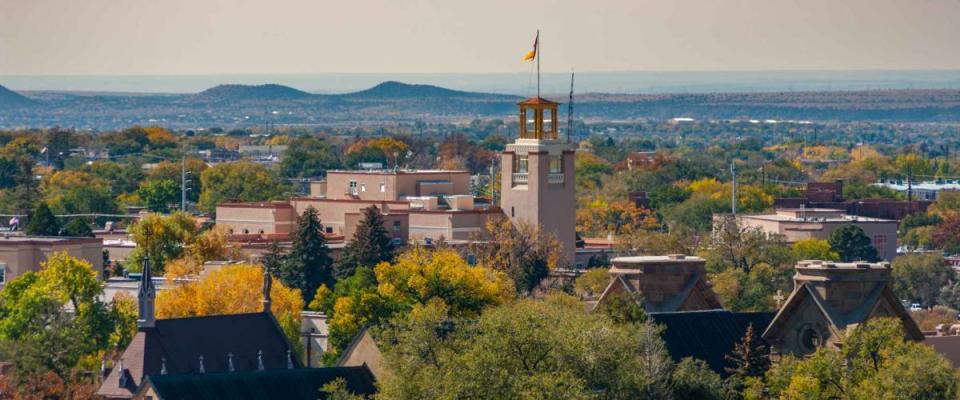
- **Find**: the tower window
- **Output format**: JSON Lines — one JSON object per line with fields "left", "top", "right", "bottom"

{"left": 550, "top": 156, "right": 563, "bottom": 173}
{"left": 393, "top": 221, "right": 401, "bottom": 232}
{"left": 514, "top": 156, "right": 529, "bottom": 174}
{"left": 545, "top": 108, "right": 555, "bottom": 135}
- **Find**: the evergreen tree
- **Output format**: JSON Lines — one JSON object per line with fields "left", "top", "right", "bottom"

{"left": 335, "top": 205, "right": 394, "bottom": 280}
{"left": 61, "top": 218, "right": 94, "bottom": 237}
{"left": 277, "top": 207, "right": 333, "bottom": 304}
{"left": 262, "top": 241, "right": 286, "bottom": 277}
{"left": 828, "top": 224, "right": 880, "bottom": 262}
{"left": 724, "top": 323, "right": 770, "bottom": 392}
{"left": 25, "top": 203, "right": 60, "bottom": 236}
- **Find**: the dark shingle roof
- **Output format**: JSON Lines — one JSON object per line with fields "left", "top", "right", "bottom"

{"left": 650, "top": 310, "right": 775, "bottom": 376}
{"left": 99, "top": 312, "right": 300, "bottom": 398}
{"left": 144, "top": 366, "right": 377, "bottom": 400}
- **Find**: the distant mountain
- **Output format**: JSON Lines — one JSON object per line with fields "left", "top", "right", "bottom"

{"left": 0, "top": 84, "right": 35, "bottom": 107}
{"left": 193, "top": 84, "right": 313, "bottom": 101}
{"left": 344, "top": 81, "right": 514, "bottom": 99}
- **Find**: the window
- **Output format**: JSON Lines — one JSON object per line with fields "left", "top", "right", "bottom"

{"left": 349, "top": 181, "right": 358, "bottom": 189}
{"left": 798, "top": 325, "right": 822, "bottom": 352}
{"left": 325, "top": 227, "right": 333, "bottom": 234}
{"left": 550, "top": 156, "right": 563, "bottom": 173}
{"left": 524, "top": 107, "right": 536, "bottom": 136}
{"left": 544, "top": 108, "right": 555, "bottom": 134}
{"left": 360, "top": 183, "right": 366, "bottom": 192}
{"left": 511, "top": 206, "right": 515, "bottom": 217}
{"left": 0, "top": 263, "right": 5, "bottom": 284}
{"left": 380, "top": 183, "right": 386, "bottom": 193}
{"left": 514, "top": 155, "right": 528, "bottom": 173}
{"left": 393, "top": 221, "right": 401, "bottom": 232}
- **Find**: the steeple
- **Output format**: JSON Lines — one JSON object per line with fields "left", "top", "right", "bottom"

{"left": 137, "top": 258, "right": 156, "bottom": 329}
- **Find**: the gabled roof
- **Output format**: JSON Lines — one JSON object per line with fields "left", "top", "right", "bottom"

{"left": 98, "top": 312, "right": 300, "bottom": 398}
{"left": 517, "top": 96, "right": 559, "bottom": 106}
{"left": 141, "top": 366, "right": 377, "bottom": 400}
{"left": 762, "top": 282, "right": 923, "bottom": 344}
{"left": 651, "top": 310, "right": 775, "bottom": 376}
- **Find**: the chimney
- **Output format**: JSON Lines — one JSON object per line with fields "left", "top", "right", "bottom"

{"left": 262, "top": 267, "right": 272, "bottom": 313}
{"left": 137, "top": 258, "right": 156, "bottom": 329}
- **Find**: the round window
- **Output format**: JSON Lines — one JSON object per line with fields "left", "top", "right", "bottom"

{"left": 799, "top": 325, "right": 822, "bottom": 352}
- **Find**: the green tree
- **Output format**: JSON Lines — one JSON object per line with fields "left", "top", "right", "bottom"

{"left": 137, "top": 179, "right": 180, "bottom": 212}
{"left": 62, "top": 217, "right": 94, "bottom": 238}
{"left": 761, "top": 318, "right": 958, "bottom": 400}
{"left": 25, "top": 202, "right": 60, "bottom": 236}
{"left": 891, "top": 253, "right": 954, "bottom": 308}
{"left": 279, "top": 136, "right": 341, "bottom": 178}
{"left": 278, "top": 207, "right": 333, "bottom": 304}
{"left": 198, "top": 161, "right": 287, "bottom": 213}
{"left": 791, "top": 238, "right": 840, "bottom": 261}
{"left": 671, "top": 358, "right": 728, "bottom": 400}
{"left": 377, "top": 293, "right": 676, "bottom": 400}
{"left": 335, "top": 205, "right": 394, "bottom": 280}
{"left": 128, "top": 212, "right": 197, "bottom": 272}
{"left": 0, "top": 252, "right": 135, "bottom": 382}
{"left": 725, "top": 323, "right": 770, "bottom": 394}
{"left": 828, "top": 224, "right": 879, "bottom": 262}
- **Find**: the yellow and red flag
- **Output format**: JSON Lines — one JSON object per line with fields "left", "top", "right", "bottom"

{"left": 523, "top": 30, "right": 539, "bottom": 62}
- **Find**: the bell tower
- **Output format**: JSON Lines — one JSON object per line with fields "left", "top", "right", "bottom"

{"left": 501, "top": 97, "right": 576, "bottom": 264}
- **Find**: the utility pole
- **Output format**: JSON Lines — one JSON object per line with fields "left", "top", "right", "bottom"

{"left": 181, "top": 152, "right": 188, "bottom": 212}
{"left": 731, "top": 160, "right": 737, "bottom": 215}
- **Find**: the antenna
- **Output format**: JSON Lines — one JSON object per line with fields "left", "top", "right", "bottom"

{"left": 567, "top": 70, "right": 575, "bottom": 144}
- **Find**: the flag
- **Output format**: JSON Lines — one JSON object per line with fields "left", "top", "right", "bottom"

{"left": 40, "top": 146, "right": 48, "bottom": 154}
{"left": 523, "top": 30, "right": 538, "bottom": 62}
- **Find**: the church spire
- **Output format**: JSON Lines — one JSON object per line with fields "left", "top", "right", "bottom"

{"left": 138, "top": 258, "right": 156, "bottom": 329}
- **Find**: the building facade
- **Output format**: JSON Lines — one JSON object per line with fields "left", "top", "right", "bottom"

{"left": 0, "top": 236, "right": 104, "bottom": 286}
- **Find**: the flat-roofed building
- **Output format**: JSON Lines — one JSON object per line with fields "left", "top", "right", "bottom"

{"left": 0, "top": 236, "right": 104, "bottom": 286}
{"left": 323, "top": 169, "right": 470, "bottom": 201}
{"left": 733, "top": 208, "right": 898, "bottom": 261}
{"left": 215, "top": 202, "right": 296, "bottom": 235}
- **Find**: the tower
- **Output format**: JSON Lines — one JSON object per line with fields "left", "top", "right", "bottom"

{"left": 501, "top": 97, "right": 577, "bottom": 264}
{"left": 137, "top": 258, "right": 156, "bottom": 329}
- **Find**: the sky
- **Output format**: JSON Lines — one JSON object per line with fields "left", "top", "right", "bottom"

{"left": 1, "top": 0, "right": 959, "bottom": 76}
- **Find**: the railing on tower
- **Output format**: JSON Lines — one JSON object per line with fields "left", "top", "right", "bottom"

{"left": 512, "top": 173, "right": 529, "bottom": 184}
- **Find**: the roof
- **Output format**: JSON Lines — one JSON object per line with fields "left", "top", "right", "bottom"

{"left": 517, "top": 96, "right": 559, "bottom": 106}
{"left": 924, "top": 335, "right": 960, "bottom": 368}
{"left": 98, "top": 312, "right": 300, "bottom": 398}
{"left": 651, "top": 310, "right": 775, "bottom": 376}
{"left": 0, "top": 236, "right": 103, "bottom": 245}
{"left": 216, "top": 202, "right": 293, "bottom": 209}
{"left": 141, "top": 366, "right": 377, "bottom": 400}
{"left": 611, "top": 255, "right": 705, "bottom": 264}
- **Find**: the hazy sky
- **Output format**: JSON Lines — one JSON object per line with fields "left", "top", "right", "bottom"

{"left": 2, "top": 0, "right": 959, "bottom": 76}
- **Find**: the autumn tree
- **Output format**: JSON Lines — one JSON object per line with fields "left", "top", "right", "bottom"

{"left": 469, "top": 218, "right": 562, "bottom": 294}
{"left": 198, "top": 161, "right": 287, "bottom": 213}
{"left": 828, "top": 224, "right": 879, "bottom": 262}
{"left": 128, "top": 212, "right": 197, "bottom": 272}
{"left": 791, "top": 238, "right": 840, "bottom": 261}
{"left": 155, "top": 264, "right": 304, "bottom": 352}
{"left": 709, "top": 216, "right": 793, "bottom": 273}
{"left": 0, "top": 252, "right": 135, "bottom": 386}
{"left": 25, "top": 202, "right": 60, "bottom": 236}
{"left": 335, "top": 205, "right": 394, "bottom": 280}
{"left": 757, "top": 318, "right": 958, "bottom": 399}
{"left": 573, "top": 268, "right": 611, "bottom": 300}
{"left": 315, "top": 247, "right": 513, "bottom": 357}
{"left": 575, "top": 198, "right": 659, "bottom": 237}
{"left": 932, "top": 212, "right": 960, "bottom": 254}
{"left": 724, "top": 323, "right": 770, "bottom": 393}
{"left": 277, "top": 207, "right": 333, "bottom": 304}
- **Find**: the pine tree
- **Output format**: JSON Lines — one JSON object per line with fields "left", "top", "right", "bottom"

{"left": 25, "top": 203, "right": 60, "bottom": 236}
{"left": 62, "top": 217, "right": 94, "bottom": 237}
{"left": 724, "top": 323, "right": 771, "bottom": 391}
{"left": 277, "top": 207, "right": 333, "bottom": 304}
{"left": 335, "top": 205, "right": 394, "bottom": 280}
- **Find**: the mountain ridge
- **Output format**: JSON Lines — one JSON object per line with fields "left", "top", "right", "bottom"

{"left": 0, "top": 84, "right": 35, "bottom": 107}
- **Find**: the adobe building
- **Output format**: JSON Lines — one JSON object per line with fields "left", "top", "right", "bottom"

{"left": 501, "top": 97, "right": 577, "bottom": 263}
{"left": 734, "top": 208, "right": 898, "bottom": 261}
{"left": 774, "top": 180, "right": 932, "bottom": 221}
{"left": 0, "top": 236, "right": 104, "bottom": 286}
{"left": 762, "top": 260, "right": 923, "bottom": 357}
{"left": 215, "top": 202, "right": 296, "bottom": 235}
{"left": 593, "top": 255, "right": 722, "bottom": 312}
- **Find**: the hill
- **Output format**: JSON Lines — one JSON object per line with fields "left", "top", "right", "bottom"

{"left": 344, "top": 81, "right": 512, "bottom": 99}
{"left": 0, "top": 84, "right": 35, "bottom": 107}
{"left": 193, "top": 84, "right": 313, "bottom": 101}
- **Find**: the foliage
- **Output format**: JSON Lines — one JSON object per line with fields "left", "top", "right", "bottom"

{"left": 377, "top": 293, "right": 676, "bottom": 400}
{"left": 277, "top": 207, "right": 333, "bottom": 304}
{"left": 910, "top": 306, "right": 959, "bottom": 331}
{"left": 335, "top": 206, "right": 394, "bottom": 280}
{"left": 0, "top": 252, "right": 135, "bottom": 385}
{"left": 597, "top": 290, "right": 648, "bottom": 325}
{"left": 279, "top": 136, "right": 341, "bottom": 178}
{"left": 61, "top": 217, "right": 94, "bottom": 238}
{"left": 759, "top": 318, "right": 958, "bottom": 400}
{"left": 25, "top": 202, "right": 60, "bottom": 236}
{"left": 137, "top": 178, "right": 180, "bottom": 212}
{"left": 708, "top": 216, "right": 794, "bottom": 273}
{"left": 616, "top": 229, "right": 700, "bottom": 256}
{"left": 128, "top": 212, "right": 197, "bottom": 272}
{"left": 576, "top": 198, "right": 659, "bottom": 237}
{"left": 469, "top": 219, "right": 562, "bottom": 294}
{"left": 791, "top": 238, "right": 839, "bottom": 261}
{"left": 710, "top": 263, "right": 792, "bottom": 312}
{"left": 891, "top": 253, "right": 954, "bottom": 308}
{"left": 573, "top": 268, "right": 611, "bottom": 300}
{"left": 320, "top": 247, "right": 513, "bottom": 357}
{"left": 828, "top": 224, "right": 879, "bottom": 262}
{"left": 198, "top": 161, "right": 287, "bottom": 213}
{"left": 320, "top": 378, "right": 365, "bottom": 400}
{"left": 932, "top": 212, "right": 960, "bottom": 255}
{"left": 155, "top": 264, "right": 304, "bottom": 356}
{"left": 725, "top": 323, "right": 770, "bottom": 393}
{"left": 670, "top": 358, "right": 729, "bottom": 400}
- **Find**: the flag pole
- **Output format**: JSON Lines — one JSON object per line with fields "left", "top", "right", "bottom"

{"left": 536, "top": 30, "right": 540, "bottom": 98}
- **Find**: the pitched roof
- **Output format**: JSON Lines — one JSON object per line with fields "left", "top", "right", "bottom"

{"left": 650, "top": 310, "right": 775, "bottom": 376}
{"left": 142, "top": 366, "right": 377, "bottom": 400}
{"left": 517, "top": 96, "right": 559, "bottom": 106}
{"left": 98, "top": 312, "right": 300, "bottom": 398}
